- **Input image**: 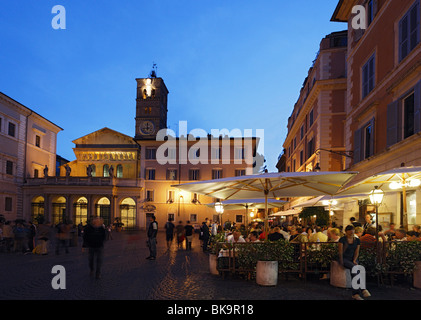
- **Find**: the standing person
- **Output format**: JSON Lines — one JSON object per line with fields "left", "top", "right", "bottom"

{"left": 83, "top": 217, "right": 106, "bottom": 279}
{"left": 164, "top": 218, "right": 175, "bottom": 250}
{"left": 146, "top": 215, "right": 158, "bottom": 260}
{"left": 184, "top": 220, "right": 194, "bottom": 250}
{"left": 55, "top": 220, "right": 72, "bottom": 255}
{"left": 36, "top": 218, "right": 52, "bottom": 255}
{"left": 175, "top": 221, "right": 185, "bottom": 249}
{"left": 363, "top": 214, "right": 375, "bottom": 235}
{"left": 2, "top": 221, "right": 13, "bottom": 252}
{"left": 27, "top": 221, "right": 37, "bottom": 252}
{"left": 338, "top": 225, "right": 371, "bottom": 300}
{"left": 201, "top": 220, "right": 210, "bottom": 252}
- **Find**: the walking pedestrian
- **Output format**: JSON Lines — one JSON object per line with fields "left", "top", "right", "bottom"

{"left": 338, "top": 225, "right": 371, "bottom": 300}
{"left": 83, "top": 217, "right": 106, "bottom": 279}
{"left": 55, "top": 220, "right": 72, "bottom": 254}
{"left": 175, "top": 221, "right": 185, "bottom": 249}
{"left": 146, "top": 215, "right": 158, "bottom": 260}
{"left": 184, "top": 221, "right": 194, "bottom": 250}
{"left": 164, "top": 218, "right": 175, "bottom": 250}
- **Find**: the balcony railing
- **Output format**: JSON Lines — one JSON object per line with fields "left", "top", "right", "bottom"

{"left": 25, "top": 177, "right": 141, "bottom": 187}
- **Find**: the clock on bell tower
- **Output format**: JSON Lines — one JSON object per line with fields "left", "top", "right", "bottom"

{"left": 134, "top": 67, "right": 169, "bottom": 140}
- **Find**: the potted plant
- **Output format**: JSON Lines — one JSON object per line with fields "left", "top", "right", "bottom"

{"left": 255, "top": 241, "right": 281, "bottom": 286}
{"left": 208, "top": 232, "right": 226, "bottom": 275}
{"left": 113, "top": 217, "right": 124, "bottom": 232}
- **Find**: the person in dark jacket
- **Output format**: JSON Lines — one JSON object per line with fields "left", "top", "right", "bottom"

{"left": 201, "top": 219, "right": 210, "bottom": 252}
{"left": 146, "top": 215, "right": 158, "bottom": 260}
{"left": 83, "top": 217, "right": 106, "bottom": 279}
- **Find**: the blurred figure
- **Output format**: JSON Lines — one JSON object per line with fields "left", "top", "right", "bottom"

{"left": 164, "top": 218, "right": 175, "bottom": 250}
{"left": 35, "top": 218, "right": 52, "bottom": 255}
{"left": 175, "top": 221, "right": 185, "bottom": 249}
{"left": 146, "top": 215, "right": 158, "bottom": 260}
{"left": 184, "top": 221, "right": 194, "bottom": 250}
{"left": 1, "top": 221, "right": 13, "bottom": 252}
{"left": 55, "top": 220, "right": 72, "bottom": 254}
{"left": 83, "top": 217, "right": 106, "bottom": 279}
{"left": 13, "top": 221, "right": 29, "bottom": 253}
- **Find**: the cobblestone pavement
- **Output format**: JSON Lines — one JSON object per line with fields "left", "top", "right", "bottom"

{"left": 1, "top": 231, "right": 421, "bottom": 301}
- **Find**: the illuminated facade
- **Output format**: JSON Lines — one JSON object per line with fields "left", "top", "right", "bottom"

{"left": 22, "top": 74, "right": 259, "bottom": 229}
{"left": 0, "top": 92, "right": 62, "bottom": 222}
{"left": 331, "top": 0, "right": 421, "bottom": 228}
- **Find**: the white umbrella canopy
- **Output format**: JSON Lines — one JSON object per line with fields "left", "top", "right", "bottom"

{"left": 336, "top": 166, "right": 421, "bottom": 229}
{"left": 173, "top": 171, "right": 358, "bottom": 234}
{"left": 336, "top": 166, "right": 421, "bottom": 195}
{"left": 292, "top": 194, "right": 368, "bottom": 208}
{"left": 205, "top": 198, "right": 287, "bottom": 210}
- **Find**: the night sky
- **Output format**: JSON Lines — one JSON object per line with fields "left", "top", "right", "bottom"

{"left": 0, "top": 0, "right": 343, "bottom": 171}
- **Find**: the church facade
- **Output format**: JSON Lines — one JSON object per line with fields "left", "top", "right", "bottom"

{"left": 22, "top": 74, "right": 259, "bottom": 230}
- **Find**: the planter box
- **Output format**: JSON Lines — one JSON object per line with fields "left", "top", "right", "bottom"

{"left": 330, "top": 261, "right": 352, "bottom": 289}
{"left": 414, "top": 261, "right": 421, "bottom": 289}
{"left": 256, "top": 261, "right": 278, "bottom": 286}
{"left": 209, "top": 254, "right": 219, "bottom": 275}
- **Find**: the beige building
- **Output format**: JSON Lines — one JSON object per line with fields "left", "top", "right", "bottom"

{"left": 0, "top": 92, "right": 62, "bottom": 222}
{"left": 22, "top": 74, "right": 259, "bottom": 229}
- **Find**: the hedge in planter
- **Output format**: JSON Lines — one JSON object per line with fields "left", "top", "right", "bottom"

{"left": 383, "top": 241, "right": 421, "bottom": 276}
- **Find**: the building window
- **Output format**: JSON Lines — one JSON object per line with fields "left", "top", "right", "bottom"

{"left": 211, "top": 147, "right": 221, "bottom": 160}
{"left": 399, "top": 0, "right": 420, "bottom": 62}
{"left": 309, "top": 109, "right": 314, "bottom": 128}
{"left": 191, "top": 193, "right": 200, "bottom": 204}
{"left": 235, "top": 169, "right": 246, "bottom": 177}
{"left": 8, "top": 122, "right": 16, "bottom": 137}
{"left": 234, "top": 148, "right": 245, "bottom": 160}
{"left": 307, "top": 138, "right": 315, "bottom": 159}
{"left": 145, "top": 148, "right": 157, "bottom": 160}
{"left": 190, "top": 214, "right": 197, "bottom": 223}
{"left": 146, "top": 168, "right": 155, "bottom": 180}
{"left": 0, "top": 118, "right": 2, "bottom": 132}
{"left": 293, "top": 159, "right": 296, "bottom": 172}
{"left": 167, "top": 190, "right": 175, "bottom": 203}
{"left": 403, "top": 92, "right": 415, "bottom": 139}
{"left": 362, "top": 54, "right": 375, "bottom": 99}
{"left": 300, "top": 125, "right": 305, "bottom": 140}
{"left": 5, "top": 197, "right": 12, "bottom": 212}
{"left": 103, "top": 164, "right": 109, "bottom": 177}
{"left": 116, "top": 164, "right": 123, "bottom": 178}
{"left": 293, "top": 137, "right": 297, "bottom": 150}
{"left": 364, "top": 124, "right": 373, "bottom": 159}
{"left": 367, "top": 0, "right": 374, "bottom": 26}
{"left": 300, "top": 150, "right": 304, "bottom": 166}
{"left": 35, "top": 135, "right": 41, "bottom": 147}
{"left": 212, "top": 169, "right": 223, "bottom": 179}
{"left": 34, "top": 169, "right": 39, "bottom": 178}
{"left": 6, "top": 161, "right": 13, "bottom": 175}
{"left": 146, "top": 190, "right": 154, "bottom": 202}
{"left": 167, "top": 169, "right": 178, "bottom": 181}
{"left": 189, "top": 169, "right": 200, "bottom": 181}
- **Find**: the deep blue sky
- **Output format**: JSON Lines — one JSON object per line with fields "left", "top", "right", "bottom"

{"left": 0, "top": 0, "right": 344, "bottom": 172}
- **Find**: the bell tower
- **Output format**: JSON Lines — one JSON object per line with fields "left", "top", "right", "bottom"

{"left": 134, "top": 65, "right": 169, "bottom": 140}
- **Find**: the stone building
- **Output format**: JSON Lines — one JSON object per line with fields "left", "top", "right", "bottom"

{"left": 22, "top": 74, "right": 259, "bottom": 229}
{"left": 0, "top": 92, "right": 62, "bottom": 222}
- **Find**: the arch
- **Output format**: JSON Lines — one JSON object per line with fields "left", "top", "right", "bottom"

{"left": 52, "top": 196, "right": 67, "bottom": 225}
{"left": 96, "top": 197, "right": 111, "bottom": 226}
{"left": 120, "top": 197, "right": 136, "bottom": 230}
{"left": 31, "top": 196, "right": 45, "bottom": 223}
{"left": 74, "top": 196, "right": 88, "bottom": 226}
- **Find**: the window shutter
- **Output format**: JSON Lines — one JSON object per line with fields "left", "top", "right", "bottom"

{"left": 414, "top": 80, "right": 421, "bottom": 133}
{"left": 369, "top": 117, "right": 375, "bottom": 157}
{"left": 353, "top": 128, "right": 362, "bottom": 164}
{"left": 400, "top": 15, "right": 409, "bottom": 61}
{"left": 387, "top": 101, "right": 399, "bottom": 147}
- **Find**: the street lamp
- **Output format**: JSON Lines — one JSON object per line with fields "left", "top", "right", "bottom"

{"left": 369, "top": 186, "right": 384, "bottom": 241}
{"left": 215, "top": 201, "right": 224, "bottom": 225}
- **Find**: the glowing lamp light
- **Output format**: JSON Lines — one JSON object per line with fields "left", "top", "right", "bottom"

{"left": 215, "top": 202, "right": 224, "bottom": 214}
{"left": 409, "top": 179, "right": 421, "bottom": 188}
{"left": 389, "top": 179, "right": 421, "bottom": 190}
{"left": 369, "top": 186, "right": 384, "bottom": 205}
